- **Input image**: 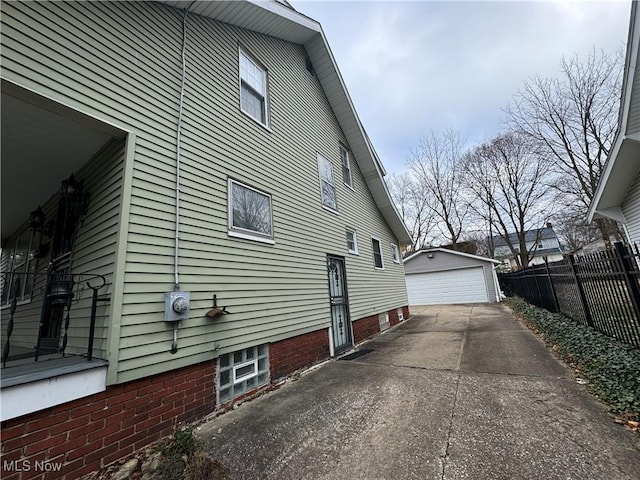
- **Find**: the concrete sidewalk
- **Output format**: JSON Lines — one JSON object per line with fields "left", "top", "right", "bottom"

{"left": 197, "top": 303, "right": 640, "bottom": 479}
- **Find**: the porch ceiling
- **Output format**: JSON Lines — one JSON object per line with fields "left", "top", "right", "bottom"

{"left": 1, "top": 87, "right": 123, "bottom": 240}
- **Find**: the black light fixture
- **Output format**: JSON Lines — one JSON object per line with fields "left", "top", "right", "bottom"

{"left": 60, "top": 173, "right": 80, "bottom": 199}
{"left": 29, "top": 206, "right": 46, "bottom": 231}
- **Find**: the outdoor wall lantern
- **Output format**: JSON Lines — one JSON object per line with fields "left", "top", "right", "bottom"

{"left": 29, "top": 206, "right": 46, "bottom": 231}
{"left": 60, "top": 173, "right": 90, "bottom": 215}
{"left": 428, "top": 253, "right": 434, "bottom": 259}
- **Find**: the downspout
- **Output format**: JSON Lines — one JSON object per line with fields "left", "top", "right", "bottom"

{"left": 173, "top": 2, "right": 194, "bottom": 290}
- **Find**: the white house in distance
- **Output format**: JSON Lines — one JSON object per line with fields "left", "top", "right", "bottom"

{"left": 588, "top": 1, "right": 640, "bottom": 243}
{"left": 493, "top": 226, "right": 564, "bottom": 270}
{"left": 404, "top": 248, "right": 502, "bottom": 305}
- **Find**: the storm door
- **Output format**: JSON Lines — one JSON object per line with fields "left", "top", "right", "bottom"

{"left": 327, "top": 255, "right": 352, "bottom": 353}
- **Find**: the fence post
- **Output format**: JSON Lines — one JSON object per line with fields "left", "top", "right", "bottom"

{"left": 614, "top": 242, "right": 640, "bottom": 323}
{"left": 531, "top": 264, "right": 543, "bottom": 307}
{"left": 568, "top": 254, "right": 594, "bottom": 328}
{"left": 544, "top": 257, "right": 560, "bottom": 312}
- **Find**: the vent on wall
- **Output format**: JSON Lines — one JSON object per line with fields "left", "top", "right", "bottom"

{"left": 305, "top": 55, "right": 314, "bottom": 75}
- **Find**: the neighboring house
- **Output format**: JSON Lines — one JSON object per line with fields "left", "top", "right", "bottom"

{"left": 492, "top": 226, "right": 564, "bottom": 269}
{"left": 588, "top": 2, "right": 640, "bottom": 243}
{"left": 0, "top": 1, "right": 411, "bottom": 477}
{"left": 403, "top": 249, "right": 501, "bottom": 305}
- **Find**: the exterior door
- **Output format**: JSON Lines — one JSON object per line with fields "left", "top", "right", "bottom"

{"left": 327, "top": 255, "right": 352, "bottom": 353}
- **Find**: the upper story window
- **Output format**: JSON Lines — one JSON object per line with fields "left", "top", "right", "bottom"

{"left": 340, "top": 145, "right": 352, "bottom": 188}
{"left": 391, "top": 244, "right": 400, "bottom": 263}
{"left": 317, "top": 154, "right": 338, "bottom": 212}
{"left": 239, "top": 49, "right": 268, "bottom": 126}
{"left": 346, "top": 228, "right": 358, "bottom": 254}
{"left": 372, "top": 237, "right": 384, "bottom": 269}
{"left": 1, "top": 227, "right": 37, "bottom": 306}
{"left": 228, "top": 179, "right": 274, "bottom": 244}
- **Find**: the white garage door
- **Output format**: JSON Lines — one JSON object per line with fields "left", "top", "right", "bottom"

{"left": 406, "top": 267, "right": 488, "bottom": 305}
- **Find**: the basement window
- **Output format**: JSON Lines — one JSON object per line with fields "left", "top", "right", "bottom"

{"left": 218, "top": 345, "right": 269, "bottom": 403}
{"left": 379, "top": 312, "right": 390, "bottom": 331}
{"left": 397, "top": 308, "right": 404, "bottom": 321}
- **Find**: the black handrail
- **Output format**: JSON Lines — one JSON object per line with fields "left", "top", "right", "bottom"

{"left": 1, "top": 271, "right": 108, "bottom": 367}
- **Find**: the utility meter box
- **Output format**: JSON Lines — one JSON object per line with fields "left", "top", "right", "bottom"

{"left": 165, "top": 291, "right": 190, "bottom": 321}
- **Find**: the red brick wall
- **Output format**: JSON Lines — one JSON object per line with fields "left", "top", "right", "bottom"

{"left": 0, "top": 361, "right": 216, "bottom": 480}
{"left": 269, "top": 328, "right": 330, "bottom": 381}
{"left": 352, "top": 314, "right": 380, "bottom": 344}
{"left": 389, "top": 308, "right": 400, "bottom": 327}
{"left": 403, "top": 305, "right": 410, "bottom": 320}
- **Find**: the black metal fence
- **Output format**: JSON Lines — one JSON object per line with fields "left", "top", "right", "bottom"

{"left": 498, "top": 242, "right": 640, "bottom": 349}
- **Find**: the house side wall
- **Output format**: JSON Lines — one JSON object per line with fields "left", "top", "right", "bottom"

{"left": 1, "top": 1, "right": 407, "bottom": 385}
{"left": 622, "top": 169, "right": 640, "bottom": 243}
{"left": 404, "top": 252, "right": 498, "bottom": 302}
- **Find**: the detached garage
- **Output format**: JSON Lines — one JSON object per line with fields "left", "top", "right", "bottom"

{"left": 404, "top": 248, "right": 502, "bottom": 305}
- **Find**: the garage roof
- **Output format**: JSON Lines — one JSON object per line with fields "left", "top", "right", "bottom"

{"left": 404, "top": 248, "right": 501, "bottom": 265}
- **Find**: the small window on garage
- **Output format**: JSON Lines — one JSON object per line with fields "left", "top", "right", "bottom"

{"left": 218, "top": 345, "right": 269, "bottom": 403}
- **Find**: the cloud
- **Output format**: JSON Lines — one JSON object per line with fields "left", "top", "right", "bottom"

{"left": 292, "top": 0, "right": 629, "bottom": 173}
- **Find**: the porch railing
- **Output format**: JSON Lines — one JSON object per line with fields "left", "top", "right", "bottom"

{"left": 1, "top": 271, "right": 108, "bottom": 367}
{"left": 498, "top": 242, "right": 640, "bottom": 348}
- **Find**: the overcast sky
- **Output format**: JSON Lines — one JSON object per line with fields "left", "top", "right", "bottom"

{"left": 290, "top": 0, "right": 630, "bottom": 175}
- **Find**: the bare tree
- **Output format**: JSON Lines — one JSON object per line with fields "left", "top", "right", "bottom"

{"left": 462, "top": 132, "right": 553, "bottom": 269}
{"left": 407, "top": 131, "right": 470, "bottom": 249}
{"left": 505, "top": 49, "right": 623, "bottom": 244}
{"left": 386, "top": 172, "right": 437, "bottom": 252}
{"left": 550, "top": 208, "right": 601, "bottom": 253}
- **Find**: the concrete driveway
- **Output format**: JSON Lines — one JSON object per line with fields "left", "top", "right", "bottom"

{"left": 196, "top": 303, "right": 640, "bottom": 480}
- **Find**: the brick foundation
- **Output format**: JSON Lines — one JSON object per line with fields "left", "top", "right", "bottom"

{"left": 1, "top": 305, "right": 410, "bottom": 479}
{"left": 269, "top": 328, "right": 330, "bottom": 381}
{"left": 389, "top": 308, "right": 400, "bottom": 327}
{"left": 403, "top": 305, "right": 410, "bottom": 320}
{"left": 352, "top": 314, "right": 381, "bottom": 344}
{"left": 0, "top": 362, "right": 216, "bottom": 480}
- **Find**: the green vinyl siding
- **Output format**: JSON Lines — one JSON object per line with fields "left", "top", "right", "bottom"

{"left": 2, "top": 1, "right": 408, "bottom": 385}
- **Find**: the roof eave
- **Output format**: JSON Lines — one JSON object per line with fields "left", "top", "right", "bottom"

{"left": 588, "top": 1, "right": 640, "bottom": 223}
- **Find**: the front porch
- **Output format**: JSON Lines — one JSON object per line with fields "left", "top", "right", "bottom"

{"left": 1, "top": 80, "right": 129, "bottom": 420}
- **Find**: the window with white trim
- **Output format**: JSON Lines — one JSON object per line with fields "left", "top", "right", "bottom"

{"left": 340, "top": 145, "right": 352, "bottom": 188}
{"left": 1, "top": 227, "right": 37, "bottom": 306}
{"left": 218, "top": 345, "right": 269, "bottom": 403}
{"left": 391, "top": 244, "right": 400, "bottom": 263}
{"left": 372, "top": 237, "right": 384, "bottom": 269}
{"left": 239, "top": 49, "right": 268, "bottom": 126}
{"left": 228, "top": 179, "right": 274, "bottom": 243}
{"left": 317, "top": 154, "right": 338, "bottom": 212}
{"left": 346, "top": 229, "right": 358, "bottom": 254}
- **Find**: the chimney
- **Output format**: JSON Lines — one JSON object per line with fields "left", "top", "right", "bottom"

{"left": 546, "top": 222, "right": 552, "bottom": 229}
